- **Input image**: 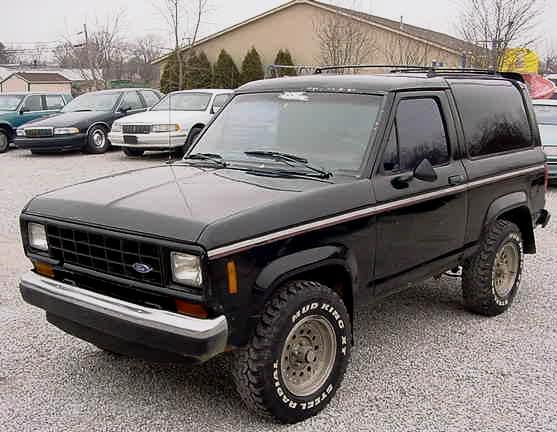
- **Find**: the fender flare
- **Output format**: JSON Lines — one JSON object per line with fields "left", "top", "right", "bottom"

{"left": 485, "top": 191, "right": 528, "bottom": 225}
{"left": 86, "top": 122, "right": 111, "bottom": 135}
{"left": 253, "top": 245, "right": 359, "bottom": 320}
{"left": 484, "top": 191, "right": 535, "bottom": 253}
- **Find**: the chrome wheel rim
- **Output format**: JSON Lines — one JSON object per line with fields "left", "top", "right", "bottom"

{"left": 280, "top": 315, "right": 336, "bottom": 397}
{"left": 92, "top": 130, "right": 106, "bottom": 148}
{"left": 493, "top": 241, "right": 520, "bottom": 298}
{"left": 0, "top": 133, "right": 7, "bottom": 150}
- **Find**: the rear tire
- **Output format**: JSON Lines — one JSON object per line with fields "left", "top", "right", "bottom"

{"left": 123, "top": 148, "right": 145, "bottom": 157}
{"left": 232, "top": 280, "right": 351, "bottom": 423}
{"left": 462, "top": 219, "right": 523, "bottom": 316}
{"left": 0, "top": 130, "right": 9, "bottom": 153}
{"left": 84, "top": 126, "right": 110, "bottom": 154}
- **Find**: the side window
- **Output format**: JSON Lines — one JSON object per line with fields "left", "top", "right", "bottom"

{"left": 383, "top": 98, "right": 449, "bottom": 172}
{"left": 451, "top": 82, "right": 532, "bottom": 157}
{"left": 45, "top": 95, "right": 65, "bottom": 110}
{"left": 24, "top": 95, "right": 43, "bottom": 112}
{"left": 120, "top": 92, "right": 144, "bottom": 110}
{"left": 140, "top": 91, "right": 160, "bottom": 107}
{"left": 212, "top": 94, "right": 232, "bottom": 112}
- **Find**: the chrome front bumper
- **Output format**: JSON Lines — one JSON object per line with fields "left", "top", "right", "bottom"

{"left": 19, "top": 271, "right": 228, "bottom": 362}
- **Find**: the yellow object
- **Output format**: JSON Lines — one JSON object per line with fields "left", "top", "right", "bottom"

{"left": 175, "top": 300, "right": 209, "bottom": 318}
{"left": 500, "top": 48, "right": 540, "bottom": 74}
{"left": 33, "top": 261, "right": 55, "bottom": 278}
{"left": 227, "top": 260, "right": 238, "bottom": 295}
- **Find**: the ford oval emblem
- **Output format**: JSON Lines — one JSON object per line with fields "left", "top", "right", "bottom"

{"left": 132, "top": 263, "right": 154, "bottom": 274}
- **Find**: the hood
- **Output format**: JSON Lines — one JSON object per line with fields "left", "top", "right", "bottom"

{"left": 118, "top": 110, "right": 207, "bottom": 126}
{"left": 24, "top": 165, "right": 372, "bottom": 249}
{"left": 23, "top": 111, "right": 110, "bottom": 128}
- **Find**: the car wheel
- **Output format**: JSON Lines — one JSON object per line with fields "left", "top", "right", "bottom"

{"left": 232, "top": 280, "right": 351, "bottom": 423}
{"left": 181, "top": 126, "right": 204, "bottom": 155}
{"left": 123, "top": 148, "right": 145, "bottom": 157}
{"left": 462, "top": 219, "right": 523, "bottom": 316}
{"left": 84, "top": 126, "right": 110, "bottom": 154}
{"left": 0, "top": 130, "right": 9, "bottom": 153}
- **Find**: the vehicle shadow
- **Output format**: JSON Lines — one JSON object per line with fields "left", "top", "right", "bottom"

{"left": 58, "top": 276, "right": 469, "bottom": 429}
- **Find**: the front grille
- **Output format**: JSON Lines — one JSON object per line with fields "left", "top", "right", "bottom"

{"left": 46, "top": 225, "right": 164, "bottom": 286}
{"left": 123, "top": 124, "right": 151, "bottom": 134}
{"left": 25, "top": 128, "right": 53, "bottom": 138}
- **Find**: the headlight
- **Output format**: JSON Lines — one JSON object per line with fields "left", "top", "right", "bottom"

{"left": 16, "top": 129, "right": 25, "bottom": 137}
{"left": 28, "top": 223, "right": 48, "bottom": 252}
{"left": 111, "top": 123, "right": 122, "bottom": 133}
{"left": 54, "top": 127, "right": 80, "bottom": 135}
{"left": 152, "top": 124, "right": 180, "bottom": 133}
{"left": 171, "top": 252, "right": 202, "bottom": 287}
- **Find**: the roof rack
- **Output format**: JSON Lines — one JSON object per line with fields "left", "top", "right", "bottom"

{"left": 314, "top": 64, "right": 431, "bottom": 74}
{"left": 313, "top": 64, "right": 525, "bottom": 83}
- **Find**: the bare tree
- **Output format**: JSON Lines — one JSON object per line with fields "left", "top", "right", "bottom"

{"left": 458, "top": 0, "right": 544, "bottom": 69}
{"left": 314, "top": 7, "right": 376, "bottom": 71}
{"left": 126, "top": 36, "right": 163, "bottom": 83}
{"left": 58, "top": 11, "right": 127, "bottom": 89}
{"left": 157, "top": 0, "right": 209, "bottom": 89}
{"left": 383, "top": 33, "right": 431, "bottom": 66}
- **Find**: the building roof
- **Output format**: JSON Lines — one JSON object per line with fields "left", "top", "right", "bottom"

{"left": 3, "top": 72, "right": 71, "bottom": 84}
{"left": 152, "top": 0, "right": 475, "bottom": 65}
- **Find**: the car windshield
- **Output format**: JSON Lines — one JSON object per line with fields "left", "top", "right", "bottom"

{"left": 540, "top": 124, "right": 557, "bottom": 145}
{"left": 0, "top": 95, "right": 24, "bottom": 111}
{"left": 62, "top": 92, "right": 121, "bottom": 112}
{"left": 188, "top": 92, "right": 383, "bottom": 176}
{"left": 534, "top": 104, "right": 557, "bottom": 125}
{"left": 152, "top": 92, "right": 212, "bottom": 111}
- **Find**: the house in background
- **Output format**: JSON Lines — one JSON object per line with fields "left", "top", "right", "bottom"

{"left": 152, "top": 0, "right": 477, "bottom": 81}
{"left": 0, "top": 72, "right": 71, "bottom": 94}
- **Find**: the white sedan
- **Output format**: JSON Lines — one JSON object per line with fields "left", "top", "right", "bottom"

{"left": 110, "top": 89, "right": 233, "bottom": 157}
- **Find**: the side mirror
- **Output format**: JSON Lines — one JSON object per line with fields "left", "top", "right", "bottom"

{"left": 211, "top": 105, "right": 223, "bottom": 114}
{"left": 119, "top": 106, "right": 131, "bottom": 113}
{"left": 413, "top": 158, "right": 438, "bottom": 182}
{"left": 20, "top": 107, "right": 29, "bottom": 114}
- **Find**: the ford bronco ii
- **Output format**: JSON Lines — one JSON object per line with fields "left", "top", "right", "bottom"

{"left": 19, "top": 68, "right": 550, "bottom": 423}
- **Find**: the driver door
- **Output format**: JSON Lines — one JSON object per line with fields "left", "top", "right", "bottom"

{"left": 372, "top": 91, "right": 467, "bottom": 291}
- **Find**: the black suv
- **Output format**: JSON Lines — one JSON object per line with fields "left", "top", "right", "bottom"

{"left": 19, "top": 69, "right": 550, "bottom": 423}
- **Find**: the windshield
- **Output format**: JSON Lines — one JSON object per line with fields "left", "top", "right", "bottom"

{"left": 540, "top": 124, "right": 557, "bottom": 145}
{"left": 0, "top": 95, "right": 24, "bottom": 111}
{"left": 534, "top": 104, "right": 557, "bottom": 125}
{"left": 62, "top": 92, "right": 121, "bottom": 112}
{"left": 152, "top": 92, "right": 212, "bottom": 111}
{"left": 189, "top": 92, "right": 383, "bottom": 176}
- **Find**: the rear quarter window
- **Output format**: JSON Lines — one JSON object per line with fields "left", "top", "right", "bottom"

{"left": 451, "top": 81, "right": 532, "bottom": 157}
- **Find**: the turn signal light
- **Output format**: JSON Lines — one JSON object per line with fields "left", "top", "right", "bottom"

{"left": 33, "top": 261, "right": 55, "bottom": 278}
{"left": 227, "top": 260, "right": 238, "bottom": 295}
{"left": 175, "top": 300, "right": 208, "bottom": 319}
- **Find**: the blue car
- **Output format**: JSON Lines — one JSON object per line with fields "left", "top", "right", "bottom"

{"left": 0, "top": 92, "right": 72, "bottom": 153}
{"left": 533, "top": 99, "right": 557, "bottom": 182}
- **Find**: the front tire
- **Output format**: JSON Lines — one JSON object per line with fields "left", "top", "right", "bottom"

{"left": 84, "top": 126, "right": 110, "bottom": 154}
{"left": 462, "top": 219, "right": 523, "bottom": 316}
{"left": 123, "top": 148, "right": 145, "bottom": 157}
{"left": 0, "top": 130, "right": 9, "bottom": 153}
{"left": 232, "top": 280, "right": 351, "bottom": 423}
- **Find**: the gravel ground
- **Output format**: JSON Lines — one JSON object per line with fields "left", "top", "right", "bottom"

{"left": 1, "top": 147, "right": 556, "bottom": 432}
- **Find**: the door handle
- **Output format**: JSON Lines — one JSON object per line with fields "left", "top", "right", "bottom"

{"left": 448, "top": 175, "right": 465, "bottom": 185}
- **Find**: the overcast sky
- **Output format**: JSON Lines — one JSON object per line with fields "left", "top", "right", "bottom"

{"left": 3, "top": 0, "right": 557, "bottom": 58}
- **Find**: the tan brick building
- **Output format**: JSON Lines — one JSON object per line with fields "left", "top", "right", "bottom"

{"left": 152, "top": 0, "right": 475, "bottom": 80}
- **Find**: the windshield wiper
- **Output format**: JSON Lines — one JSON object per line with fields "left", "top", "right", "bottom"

{"left": 72, "top": 109, "right": 92, "bottom": 112}
{"left": 179, "top": 153, "right": 228, "bottom": 167}
{"left": 244, "top": 151, "right": 332, "bottom": 178}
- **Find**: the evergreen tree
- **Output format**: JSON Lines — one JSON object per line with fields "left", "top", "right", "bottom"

{"left": 212, "top": 49, "right": 241, "bottom": 89}
{"left": 160, "top": 51, "right": 183, "bottom": 93}
{"left": 273, "top": 49, "right": 297, "bottom": 76}
{"left": 184, "top": 51, "right": 213, "bottom": 89}
{"left": 240, "top": 47, "right": 264, "bottom": 85}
